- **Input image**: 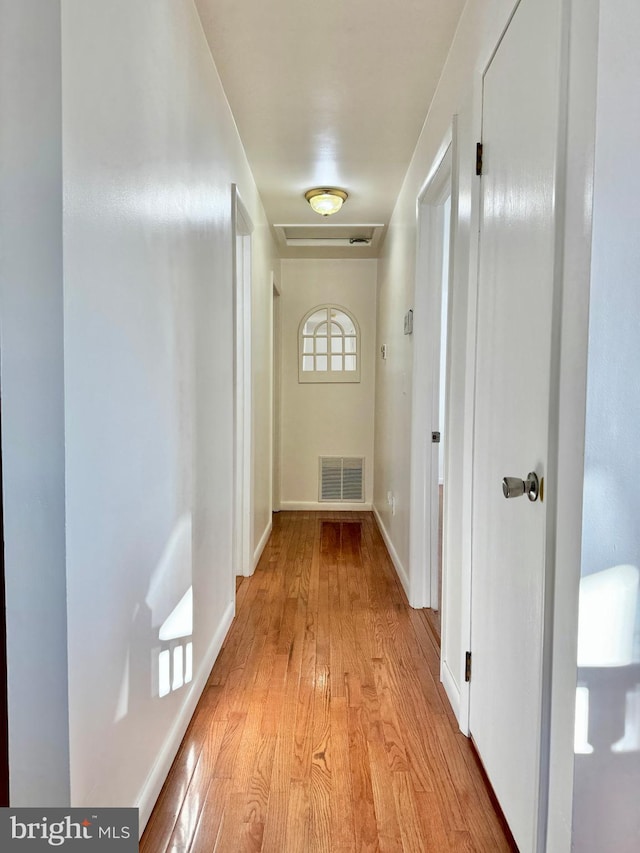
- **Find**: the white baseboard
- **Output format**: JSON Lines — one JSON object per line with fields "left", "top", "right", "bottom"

{"left": 441, "top": 658, "right": 463, "bottom": 730}
{"left": 252, "top": 519, "right": 272, "bottom": 572}
{"left": 136, "top": 599, "right": 235, "bottom": 835}
{"left": 372, "top": 505, "right": 410, "bottom": 601}
{"left": 279, "top": 500, "right": 372, "bottom": 511}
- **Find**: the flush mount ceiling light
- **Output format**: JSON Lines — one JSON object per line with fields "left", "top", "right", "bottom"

{"left": 304, "top": 187, "right": 348, "bottom": 216}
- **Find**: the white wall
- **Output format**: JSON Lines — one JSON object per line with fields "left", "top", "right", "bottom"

{"left": 573, "top": 1, "right": 640, "bottom": 849}
{"left": 0, "top": 0, "right": 277, "bottom": 817}
{"left": 280, "top": 259, "right": 377, "bottom": 509}
{"left": 60, "top": 0, "right": 276, "bottom": 827}
{"left": 0, "top": 0, "right": 71, "bottom": 806}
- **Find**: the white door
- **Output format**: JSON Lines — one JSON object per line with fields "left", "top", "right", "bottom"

{"left": 470, "top": 0, "right": 563, "bottom": 849}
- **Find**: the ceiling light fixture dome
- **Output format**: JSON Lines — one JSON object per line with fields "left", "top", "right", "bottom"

{"left": 304, "top": 187, "right": 348, "bottom": 216}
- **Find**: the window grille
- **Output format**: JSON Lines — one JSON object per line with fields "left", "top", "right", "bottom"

{"left": 298, "top": 304, "right": 361, "bottom": 383}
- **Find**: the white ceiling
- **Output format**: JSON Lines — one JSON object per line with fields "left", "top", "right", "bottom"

{"left": 195, "top": 0, "right": 466, "bottom": 257}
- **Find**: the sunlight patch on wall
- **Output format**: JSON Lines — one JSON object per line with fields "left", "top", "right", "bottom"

{"left": 574, "top": 564, "right": 639, "bottom": 754}
{"left": 159, "top": 587, "right": 193, "bottom": 641}
{"left": 156, "top": 593, "right": 194, "bottom": 699}
{"left": 577, "top": 564, "right": 638, "bottom": 667}
{"left": 146, "top": 514, "right": 193, "bottom": 628}
{"left": 157, "top": 585, "right": 193, "bottom": 698}
{"left": 574, "top": 686, "right": 593, "bottom": 754}
{"left": 185, "top": 642, "right": 193, "bottom": 684}
{"left": 172, "top": 646, "right": 184, "bottom": 692}
{"left": 146, "top": 514, "right": 195, "bottom": 700}
{"left": 158, "top": 650, "right": 171, "bottom": 699}
{"left": 114, "top": 650, "right": 131, "bottom": 724}
{"left": 611, "top": 686, "right": 640, "bottom": 754}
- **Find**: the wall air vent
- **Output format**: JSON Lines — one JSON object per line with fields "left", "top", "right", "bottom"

{"left": 319, "top": 457, "right": 365, "bottom": 502}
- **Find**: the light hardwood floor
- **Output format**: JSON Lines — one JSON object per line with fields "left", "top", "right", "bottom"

{"left": 141, "top": 511, "right": 516, "bottom": 852}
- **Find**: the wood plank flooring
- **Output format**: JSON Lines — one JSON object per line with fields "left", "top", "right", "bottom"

{"left": 141, "top": 511, "right": 516, "bottom": 852}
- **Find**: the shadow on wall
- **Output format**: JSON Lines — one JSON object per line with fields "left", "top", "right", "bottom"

{"left": 77, "top": 514, "right": 196, "bottom": 804}
{"left": 145, "top": 513, "right": 194, "bottom": 702}
{"left": 111, "top": 514, "right": 195, "bottom": 727}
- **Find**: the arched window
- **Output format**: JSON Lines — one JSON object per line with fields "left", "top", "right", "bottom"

{"left": 298, "top": 304, "right": 361, "bottom": 383}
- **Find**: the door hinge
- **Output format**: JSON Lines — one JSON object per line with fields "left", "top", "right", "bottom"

{"left": 465, "top": 651, "right": 472, "bottom": 682}
{"left": 432, "top": 431, "right": 441, "bottom": 443}
{"left": 475, "top": 142, "right": 483, "bottom": 176}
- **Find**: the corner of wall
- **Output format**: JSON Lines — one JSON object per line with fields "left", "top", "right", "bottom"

{"left": 252, "top": 517, "right": 273, "bottom": 574}
{"left": 0, "top": 0, "right": 71, "bottom": 806}
{"left": 372, "top": 505, "right": 411, "bottom": 603}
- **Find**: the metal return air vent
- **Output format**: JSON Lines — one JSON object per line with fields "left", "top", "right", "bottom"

{"left": 274, "top": 223, "right": 384, "bottom": 250}
{"left": 319, "top": 457, "right": 365, "bottom": 502}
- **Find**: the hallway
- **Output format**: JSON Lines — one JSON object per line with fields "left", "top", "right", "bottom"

{"left": 141, "top": 512, "right": 514, "bottom": 852}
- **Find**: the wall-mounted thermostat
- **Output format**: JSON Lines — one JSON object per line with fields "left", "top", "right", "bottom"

{"left": 404, "top": 309, "right": 413, "bottom": 335}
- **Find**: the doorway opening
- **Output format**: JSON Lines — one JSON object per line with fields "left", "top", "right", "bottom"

{"left": 232, "top": 185, "right": 254, "bottom": 579}
{"left": 409, "top": 144, "right": 453, "bottom": 643}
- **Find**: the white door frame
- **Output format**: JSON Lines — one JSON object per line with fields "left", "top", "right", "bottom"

{"left": 271, "top": 272, "right": 281, "bottom": 513}
{"left": 408, "top": 140, "right": 453, "bottom": 610}
{"left": 539, "top": 0, "right": 599, "bottom": 846}
{"left": 232, "top": 184, "right": 254, "bottom": 578}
